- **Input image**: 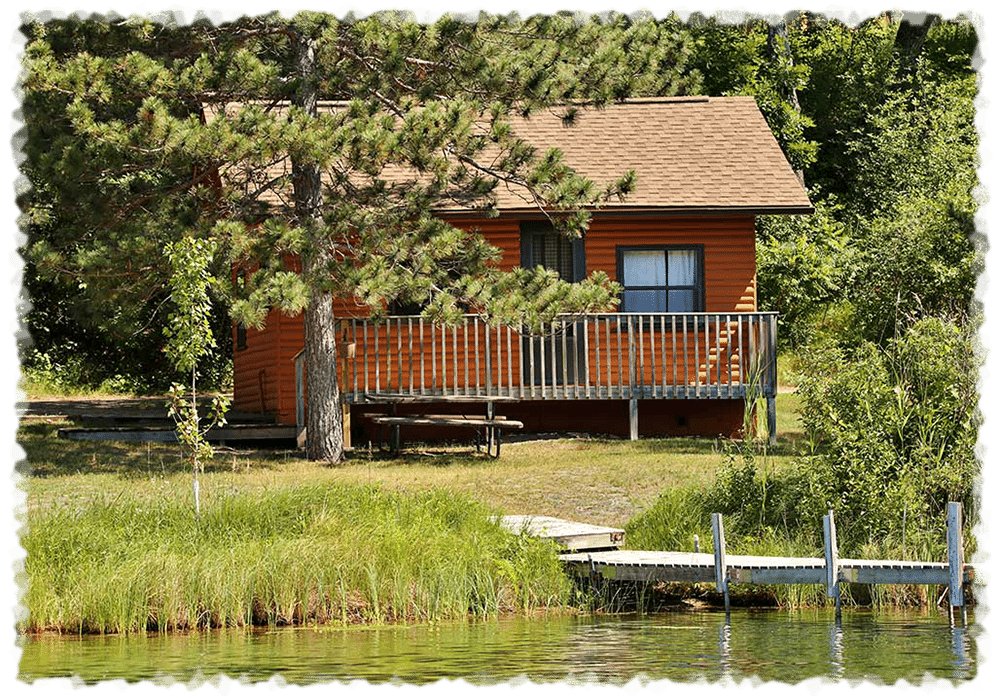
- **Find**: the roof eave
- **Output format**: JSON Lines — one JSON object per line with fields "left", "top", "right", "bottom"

{"left": 433, "top": 204, "right": 815, "bottom": 218}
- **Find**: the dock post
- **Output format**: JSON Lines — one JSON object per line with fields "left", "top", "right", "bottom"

{"left": 824, "top": 510, "right": 841, "bottom": 621}
{"left": 712, "top": 513, "right": 730, "bottom": 617}
{"left": 947, "top": 502, "right": 965, "bottom": 626}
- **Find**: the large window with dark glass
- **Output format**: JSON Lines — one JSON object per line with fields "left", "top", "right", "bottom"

{"left": 617, "top": 246, "right": 704, "bottom": 313}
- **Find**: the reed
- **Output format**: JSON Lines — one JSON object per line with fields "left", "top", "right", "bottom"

{"left": 20, "top": 483, "right": 572, "bottom": 634}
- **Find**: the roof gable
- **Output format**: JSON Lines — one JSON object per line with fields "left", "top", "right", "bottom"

{"left": 477, "top": 96, "right": 812, "bottom": 215}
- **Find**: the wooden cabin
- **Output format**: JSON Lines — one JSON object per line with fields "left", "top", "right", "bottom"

{"left": 231, "top": 97, "right": 812, "bottom": 444}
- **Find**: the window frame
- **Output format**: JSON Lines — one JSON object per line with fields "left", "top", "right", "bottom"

{"left": 615, "top": 244, "right": 706, "bottom": 315}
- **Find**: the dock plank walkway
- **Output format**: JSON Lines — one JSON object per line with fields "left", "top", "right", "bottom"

{"left": 498, "top": 515, "right": 625, "bottom": 552}
{"left": 502, "top": 504, "right": 974, "bottom": 624}
{"left": 559, "top": 550, "right": 973, "bottom": 587}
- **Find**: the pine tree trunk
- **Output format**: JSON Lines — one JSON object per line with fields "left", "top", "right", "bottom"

{"left": 293, "top": 29, "right": 344, "bottom": 463}
{"left": 304, "top": 278, "right": 344, "bottom": 463}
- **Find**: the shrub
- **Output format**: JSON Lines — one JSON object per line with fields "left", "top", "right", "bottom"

{"left": 793, "top": 316, "right": 979, "bottom": 553}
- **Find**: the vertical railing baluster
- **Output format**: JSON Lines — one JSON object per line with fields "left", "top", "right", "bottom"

{"left": 617, "top": 317, "right": 626, "bottom": 399}
{"left": 442, "top": 325, "right": 448, "bottom": 394}
{"left": 560, "top": 319, "right": 568, "bottom": 399}
{"left": 360, "top": 320, "right": 369, "bottom": 396}
{"left": 593, "top": 316, "right": 601, "bottom": 398}
{"left": 725, "top": 314, "right": 732, "bottom": 398}
{"left": 605, "top": 316, "right": 612, "bottom": 399}
{"left": 649, "top": 314, "right": 657, "bottom": 398}
{"left": 406, "top": 318, "right": 413, "bottom": 395}
{"left": 506, "top": 326, "right": 513, "bottom": 399}
{"left": 550, "top": 321, "right": 558, "bottom": 399}
{"left": 529, "top": 327, "right": 537, "bottom": 399}
{"left": 419, "top": 318, "right": 425, "bottom": 395}
{"left": 351, "top": 321, "right": 359, "bottom": 402}
{"left": 715, "top": 313, "right": 722, "bottom": 397}
{"left": 482, "top": 319, "right": 488, "bottom": 397}
{"left": 464, "top": 319, "right": 470, "bottom": 396}
{"left": 396, "top": 318, "right": 402, "bottom": 393}
{"left": 737, "top": 313, "right": 744, "bottom": 396}
{"left": 374, "top": 320, "right": 381, "bottom": 394}
{"left": 452, "top": 326, "right": 458, "bottom": 395}
{"left": 683, "top": 314, "right": 690, "bottom": 399}
{"left": 583, "top": 318, "right": 591, "bottom": 399}
{"left": 693, "top": 314, "right": 700, "bottom": 399}
{"left": 474, "top": 317, "right": 481, "bottom": 396}
{"left": 431, "top": 321, "right": 437, "bottom": 394}
{"left": 638, "top": 314, "right": 645, "bottom": 399}
{"left": 660, "top": 315, "right": 667, "bottom": 399}
{"left": 671, "top": 315, "right": 678, "bottom": 399}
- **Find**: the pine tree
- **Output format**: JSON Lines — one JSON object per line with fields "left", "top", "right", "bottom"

{"left": 21, "top": 11, "right": 699, "bottom": 461}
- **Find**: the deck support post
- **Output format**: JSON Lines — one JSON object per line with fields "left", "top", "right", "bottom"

{"left": 629, "top": 398, "right": 639, "bottom": 441}
{"left": 712, "top": 513, "right": 730, "bottom": 616}
{"left": 824, "top": 509, "right": 841, "bottom": 621}
{"left": 766, "top": 396, "right": 777, "bottom": 445}
{"left": 947, "top": 501, "right": 966, "bottom": 626}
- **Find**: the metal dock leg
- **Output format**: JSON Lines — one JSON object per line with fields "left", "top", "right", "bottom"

{"left": 712, "top": 513, "right": 730, "bottom": 617}
{"left": 824, "top": 510, "right": 841, "bottom": 621}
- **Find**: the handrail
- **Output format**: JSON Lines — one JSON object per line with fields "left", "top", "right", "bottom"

{"left": 334, "top": 312, "right": 778, "bottom": 404}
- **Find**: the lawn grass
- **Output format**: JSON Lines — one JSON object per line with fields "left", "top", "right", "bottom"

{"left": 17, "top": 392, "right": 807, "bottom": 632}
{"left": 19, "top": 392, "right": 803, "bottom": 529}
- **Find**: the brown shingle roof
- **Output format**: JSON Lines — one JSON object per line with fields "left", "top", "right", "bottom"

{"left": 215, "top": 96, "right": 812, "bottom": 216}
{"left": 474, "top": 96, "right": 812, "bottom": 215}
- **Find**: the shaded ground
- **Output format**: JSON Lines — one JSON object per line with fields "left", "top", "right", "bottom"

{"left": 17, "top": 392, "right": 806, "bottom": 529}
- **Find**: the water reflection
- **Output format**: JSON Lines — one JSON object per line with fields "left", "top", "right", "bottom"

{"left": 951, "top": 624, "right": 972, "bottom": 681}
{"left": 19, "top": 609, "right": 976, "bottom": 685}
{"left": 717, "top": 620, "right": 731, "bottom": 678}
{"left": 829, "top": 620, "right": 844, "bottom": 680}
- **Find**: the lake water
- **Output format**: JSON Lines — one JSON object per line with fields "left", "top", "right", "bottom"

{"left": 18, "top": 608, "right": 977, "bottom": 686}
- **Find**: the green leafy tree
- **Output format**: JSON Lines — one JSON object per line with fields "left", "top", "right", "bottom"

{"left": 21, "top": 11, "right": 699, "bottom": 462}
{"left": 164, "top": 236, "right": 229, "bottom": 517}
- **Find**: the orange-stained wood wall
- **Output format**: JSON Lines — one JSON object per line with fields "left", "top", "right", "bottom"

{"left": 232, "top": 213, "right": 758, "bottom": 429}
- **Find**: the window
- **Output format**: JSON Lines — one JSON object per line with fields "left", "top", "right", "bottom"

{"left": 520, "top": 221, "right": 585, "bottom": 282}
{"left": 617, "top": 246, "right": 703, "bottom": 313}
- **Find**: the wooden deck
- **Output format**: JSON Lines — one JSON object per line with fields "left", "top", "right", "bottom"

{"left": 304, "top": 311, "right": 780, "bottom": 441}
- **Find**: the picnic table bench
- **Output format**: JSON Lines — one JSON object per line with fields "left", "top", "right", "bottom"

{"left": 363, "top": 395, "right": 523, "bottom": 458}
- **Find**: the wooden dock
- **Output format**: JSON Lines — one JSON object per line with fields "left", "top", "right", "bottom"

{"left": 500, "top": 504, "right": 974, "bottom": 626}
{"left": 498, "top": 515, "right": 626, "bottom": 552}
{"left": 559, "top": 550, "right": 974, "bottom": 587}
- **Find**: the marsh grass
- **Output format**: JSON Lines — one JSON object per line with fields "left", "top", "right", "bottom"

{"left": 20, "top": 483, "right": 572, "bottom": 634}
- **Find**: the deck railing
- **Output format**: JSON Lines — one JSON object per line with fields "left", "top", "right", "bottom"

{"left": 333, "top": 312, "right": 778, "bottom": 404}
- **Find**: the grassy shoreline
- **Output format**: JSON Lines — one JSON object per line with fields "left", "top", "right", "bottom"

{"left": 17, "top": 392, "right": 950, "bottom": 634}
{"left": 21, "top": 482, "right": 574, "bottom": 634}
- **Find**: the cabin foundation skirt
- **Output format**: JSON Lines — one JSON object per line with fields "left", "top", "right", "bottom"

{"left": 351, "top": 398, "right": 746, "bottom": 444}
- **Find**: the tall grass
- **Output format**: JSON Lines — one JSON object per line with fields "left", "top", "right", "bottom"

{"left": 21, "top": 484, "right": 572, "bottom": 634}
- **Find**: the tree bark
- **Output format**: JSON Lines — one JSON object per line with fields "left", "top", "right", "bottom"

{"left": 293, "top": 29, "right": 344, "bottom": 462}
